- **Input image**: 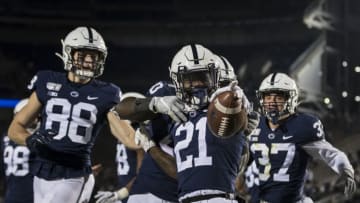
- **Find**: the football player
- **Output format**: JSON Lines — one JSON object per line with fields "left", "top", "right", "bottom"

{"left": 7, "top": 26, "right": 138, "bottom": 203}
{"left": 1, "top": 99, "right": 38, "bottom": 203}
{"left": 248, "top": 72, "right": 356, "bottom": 202}
{"left": 126, "top": 83, "right": 180, "bottom": 203}
{"left": 135, "top": 44, "right": 249, "bottom": 203}
{"left": 95, "top": 92, "right": 145, "bottom": 203}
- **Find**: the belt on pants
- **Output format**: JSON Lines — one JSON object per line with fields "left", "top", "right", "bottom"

{"left": 181, "top": 193, "right": 234, "bottom": 203}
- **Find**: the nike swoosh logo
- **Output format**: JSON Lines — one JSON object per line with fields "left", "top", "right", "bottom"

{"left": 87, "top": 96, "right": 98, "bottom": 100}
{"left": 282, "top": 135, "right": 293, "bottom": 140}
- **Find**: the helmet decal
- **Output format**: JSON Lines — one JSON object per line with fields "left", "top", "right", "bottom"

{"left": 190, "top": 44, "right": 200, "bottom": 65}
{"left": 270, "top": 72, "right": 277, "bottom": 85}
{"left": 86, "top": 27, "right": 94, "bottom": 43}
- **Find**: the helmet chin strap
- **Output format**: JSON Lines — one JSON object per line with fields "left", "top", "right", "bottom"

{"left": 266, "top": 110, "right": 281, "bottom": 124}
{"left": 266, "top": 109, "right": 290, "bottom": 125}
{"left": 184, "top": 87, "right": 209, "bottom": 111}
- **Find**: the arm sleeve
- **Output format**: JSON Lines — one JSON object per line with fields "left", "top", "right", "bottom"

{"left": 301, "top": 139, "right": 354, "bottom": 175}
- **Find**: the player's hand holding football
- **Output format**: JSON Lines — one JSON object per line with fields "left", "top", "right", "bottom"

{"left": 134, "top": 125, "right": 156, "bottom": 152}
{"left": 149, "top": 96, "right": 187, "bottom": 123}
{"left": 25, "top": 129, "right": 57, "bottom": 151}
{"left": 342, "top": 169, "right": 357, "bottom": 197}
{"left": 211, "top": 81, "right": 252, "bottom": 112}
{"left": 210, "top": 81, "right": 243, "bottom": 101}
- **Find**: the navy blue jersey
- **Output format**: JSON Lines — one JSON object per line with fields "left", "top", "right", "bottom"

{"left": 248, "top": 113, "right": 324, "bottom": 202}
{"left": 28, "top": 70, "right": 121, "bottom": 179}
{"left": 2, "top": 133, "right": 34, "bottom": 203}
{"left": 171, "top": 110, "right": 246, "bottom": 198}
{"left": 130, "top": 81, "right": 178, "bottom": 202}
{"left": 115, "top": 142, "right": 137, "bottom": 203}
{"left": 116, "top": 122, "right": 138, "bottom": 191}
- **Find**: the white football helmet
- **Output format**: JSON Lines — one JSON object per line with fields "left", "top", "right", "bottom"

{"left": 120, "top": 92, "right": 146, "bottom": 124}
{"left": 56, "top": 26, "right": 107, "bottom": 78}
{"left": 215, "top": 55, "right": 237, "bottom": 87}
{"left": 169, "top": 44, "right": 218, "bottom": 110}
{"left": 120, "top": 92, "right": 145, "bottom": 101}
{"left": 257, "top": 72, "right": 299, "bottom": 123}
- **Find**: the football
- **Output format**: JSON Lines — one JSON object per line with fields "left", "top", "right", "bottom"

{"left": 207, "top": 91, "right": 247, "bottom": 138}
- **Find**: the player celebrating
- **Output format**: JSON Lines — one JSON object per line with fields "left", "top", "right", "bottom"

{"left": 95, "top": 92, "right": 145, "bottom": 203}
{"left": 170, "top": 44, "right": 249, "bottom": 203}
{"left": 135, "top": 44, "right": 249, "bottom": 203}
{"left": 125, "top": 83, "right": 180, "bottom": 203}
{"left": 248, "top": 72, "right": 356, "bottom": 202}
{"left": 8, "top": 26, "right": 137, "bottom": 203}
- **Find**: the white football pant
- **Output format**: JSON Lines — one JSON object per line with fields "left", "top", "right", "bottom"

{"left": 34, "top": 175, "right": 94, "bottom": 203}
{"left": 127, "top": 193, "right": 176, "bottom": 203}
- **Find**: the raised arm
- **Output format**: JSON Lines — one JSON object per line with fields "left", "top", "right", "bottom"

{"left": 115, "top": 96, "right": 187, "bottom": 123}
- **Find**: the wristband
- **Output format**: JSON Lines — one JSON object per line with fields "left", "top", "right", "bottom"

{"left": 115, "top": 187, "right": 129, "bottom": 200}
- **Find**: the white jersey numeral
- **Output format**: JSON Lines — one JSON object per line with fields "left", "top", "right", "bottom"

{"left": 45, "top": 98, "right": 98, "bottom": 144}
{"left": 149, "top": 81, "right": 164, "bottom": 95}
{"left": 174, "top": 117, "right": 213, "bottom": 172}
{"left": 313, "top": 120, "right": 324, "bottom": 138}
{"left": 116, "top": 144, "right": 130, "bottom": 175}
{"left": 3, "top": 145, "right": 30, "bottom": 176}
{"left": 251, "top": 143, "right": 295, "bottom": 182}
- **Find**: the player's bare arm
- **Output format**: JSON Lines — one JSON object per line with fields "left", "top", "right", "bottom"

{"left": 136, "top": 148, "right": 144, "bottom": 172}
{"left": 148, "top": 147, "right": 177, "bottom": 179}
{"left": 107, "top": 111, "right": 139, "bottom": 149}
{"left": 134, "top": 126, "right": 177, "bottom": 179}
{"left": 8, "top": 92, "right": 42, "bottom": 145}
{"left": 115, "top": 97, "right": 157, "bottom": 122}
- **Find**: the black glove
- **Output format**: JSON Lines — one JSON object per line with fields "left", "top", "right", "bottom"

{"left": 25, "top": 129, "right": 57, "bottom": 151}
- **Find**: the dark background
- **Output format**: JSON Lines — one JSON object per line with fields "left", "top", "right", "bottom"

{"left": 0, "top": 0, "right": 359, "bottom": 202}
